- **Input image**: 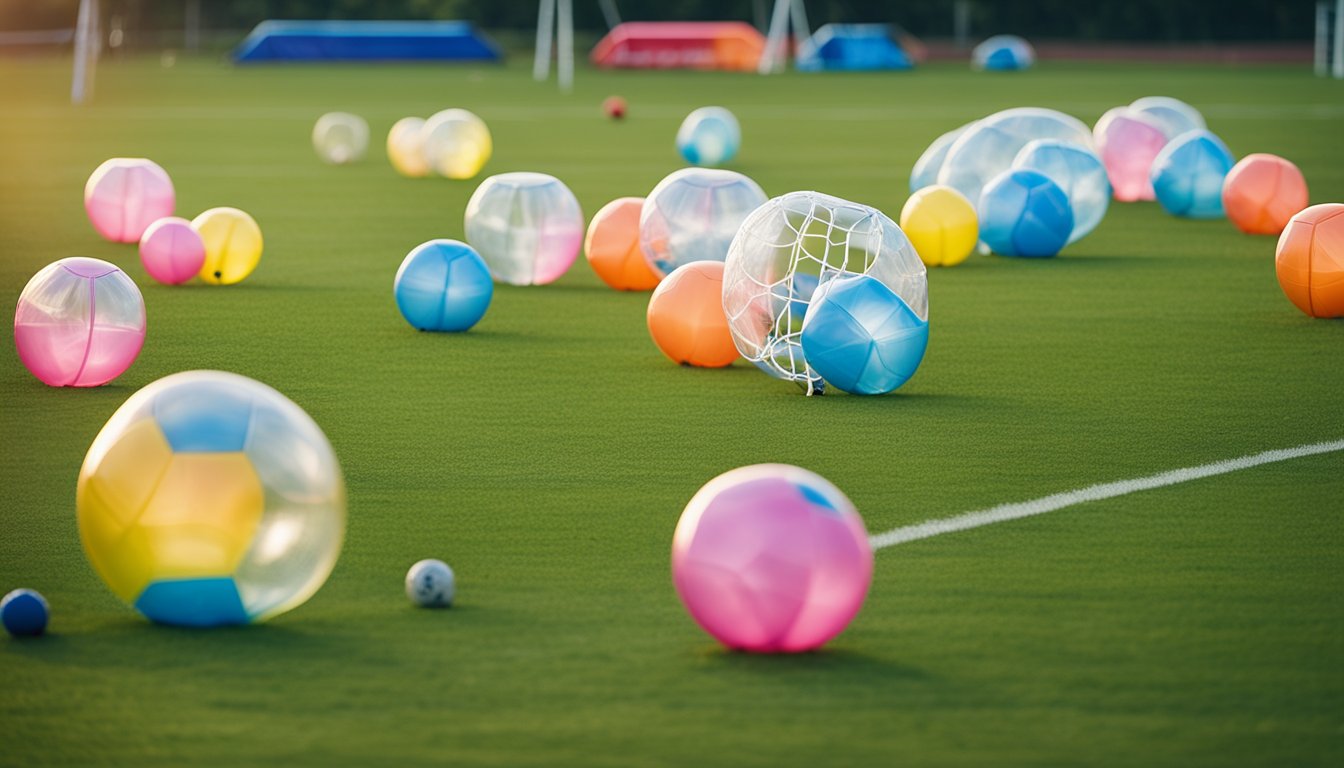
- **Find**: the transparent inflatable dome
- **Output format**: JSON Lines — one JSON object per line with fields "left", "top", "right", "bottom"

{"left": 421, "top": 109, "right": 492, "bottom": 179}
{"left": 1130, "top": 96, "right": 1205, "bottom": 140}
{"left": 639, "top": 168, "right": 767, "bottom": 278}
{"left": 76, "top": 371, "right": 346, "bottom": 627}
{"left": 312, "top": 111, "right": 369, "bottom": 165}
{"left": 723, "top": 191, "right": 927, "bottom": 394}
{"left": 937, "top": 107, "right": 1093, "bottom": 210}
{"left": 910, "top": 123, "right": 972, "bottom": 193}
{"left": 464, "top": 172, "right": 584, "bottom": 286}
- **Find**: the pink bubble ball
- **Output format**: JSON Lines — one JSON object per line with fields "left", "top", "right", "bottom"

{"left": 14, "top": 257, "right": 146, "bottom": 387}
{"left": 139, "top": 217, "right": 206, "bottom": 285}
{"left": 84, "top": 158, "right": 176, "bottom": 243}
{"left": 1093, "top": 108, "right": 1169, "bottom": 202}
{"left": 671, "top": 464, "right": 873, "bottom": 653}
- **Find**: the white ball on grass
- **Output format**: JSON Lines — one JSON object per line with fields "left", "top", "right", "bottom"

{"left": 405, "top": 559, "right": 455, "bottom": 608}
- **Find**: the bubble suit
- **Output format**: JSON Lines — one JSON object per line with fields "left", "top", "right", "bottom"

{"left": 84, "top": 158, "right": 175, "bottom": 243}
{"left": 139, "top": 217, "right": 206, "bottom": 285}
{"left": 937, "top": 107, "right": 1092, "bottom": 213}
{"left": 723, "top": 191, "right": 927, "bottom": 395}
{"left": 76, "top": 371, "right": 346, "bottom": 627}
{"left": 585, "top": 197, "right": 661, "bottom": 291}
{"left": 1012, "top": 139, "right": 1110, "bottom": 244}
{"left": 1130, "top": 96, "right": 1205, "bottom": 140}
{"left": 14, "top": 257, "right": 146, "bottom": 387}
{"left": 671, "top": 464, "right": 872, "bottom": 653}
{"left": 800, "top": 274, "right": 929, "bottom": 395}
{"left": 192, "top": 207, "right": 263, "bottom": 285}
{"left": 1275, "top": 204, "right": 1344, "bottom": 318}
{"left": 421, "top": 109, "right": 492, "bottom": 179}
{"left": 1221, "top": 153, "right": 1309, "bottom": 236}
{"left": 909, "top": 123, "right": 971, "bottom": 193}
{"left": 1093, "top": 107, "right": 1168, "bottom": 202}
{"left": 978, "top": 169, "right": 1073, "bottom": 258}
{"left": 971, "top": 35, "right": 1036, "bottom": 71}
{"left": 464, "top": 172, "right": 584, "bottom": 286}
{"left": 676, "top": 106, "right": 741, "bottom": 167}
{"left": 386, "top": 117, "right": 430, "bottom": 178}
{"left": 311, "top": 112, "right": 369, "bottom": 165}
{"left": 646, "top": 261, "right": 737, "bottom": 368}
{"left": 639, "top": 168, "right": 767, "bottom": 278}
{"left": 1149, "top": 130, "right": 1235, "bottom": 219}
{"left": 394, "top": 239, "right": 494, "bottom": 332}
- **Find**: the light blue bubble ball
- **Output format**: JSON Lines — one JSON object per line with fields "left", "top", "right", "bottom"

{"left": 394, "top": 239, "right": 494, "bottom": 332}
{"left": 978, "top": 169, "right": 1074, "bottom": 258}
{"left": 799, "top": 274, "right": 929, "bottom": 395}
{"left": 1013, "top": 139, "right": 1110, "bottom": 245}
{"left": 1149, "top": 130, "right": 1235, "bottom": 219}
{"left": 676, "top": 106, "right": 741, "bottom": 167}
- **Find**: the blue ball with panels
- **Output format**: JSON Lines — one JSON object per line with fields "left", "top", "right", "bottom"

{"left": 394, "top": 239, "right": 494, "bottom": 332}
{"left": 978, "top": 169, "right": 1074, "bottom": 258}
{"left": 1, "top": 588, "right": 49, "bottom": 637}
{"left": 799, "top": 274, "right": 929, "bottom": 395}
{"left": 1149, "top": 130, "right": 1235, "bottom": 219}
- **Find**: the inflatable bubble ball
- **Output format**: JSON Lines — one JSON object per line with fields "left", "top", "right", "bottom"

{"left": 937, "top": 107, "right": 1093, "bottom": 212}
{"left": 585, "top": 197, "right": 661, "bottom": 291}
{"left": 139, "top": 216, "right": 206, "bottom": 285}
{"left": 85, "top": 158, "right": 175, "bottom": 243}
{"left": 464, "top": 172, "right": 584, "bottom": 286}
{"left": 1093, "top": 107, "right": 1169, "bottom": 202}
{"left": 1130, "top": 96, "right": 1205, "bottom": 140}
{"left": 312, "top": 112, "right": 369, "bottom": 165}
{"left": 676, "top": 106, "right": 741, "bottom": 167}
{"left": 421, "top": 109, "right": 492, "bottom": 180}
{"left": 646, "top": 261, "right": 737, "bottom": 368}
{"left": 1149, "top": 130, "right": 1236, "bottom": 219}
{"left": 387, "top": 117, "right": 430, "bottom": 178}
{"left": 800, "top": 274, "right": 929, "bottom": 395}
{"left": 14, "top": 257, "right": 146, "bottom": 387}
{"left": 639, "top": 168, "right": 767, "bottom": 278}
{"left": 77, "top": 371, "right": 346, "bottom": 627}
{"left": 1012, "top": 139, "right": 1110, "bottom": 244}
{"left": 1222, "top": 153, "right": 1309, "bottom": 236}
{"left": 971, "top": 35, "right": 1036, "bottom": 71}
{"left": 1275, "top": 204, "right": 1344, "bottom": 318}
{"left": 978, "top": 169, "right": 1073, "bottom": 258}
{"left": 394, "top": 239, "right": 494, "bottom": 332}
{"left": 192, "top": 207, "right": 263, "bottom": 285}
{"left": 672, "top": 463, "right": 872, "bottom": 653}
{"left": 723, "top": 191, "right": 927, "bottom": 395}
{"left": 899, "top": 185, "right": 978, "bottom": 267}
{"left": 909, "top": 123, "right": 972, "bottom": 193}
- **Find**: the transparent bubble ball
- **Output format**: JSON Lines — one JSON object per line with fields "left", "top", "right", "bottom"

{"left": 312, "top": 112, "right": 369, "bottom": 165}
{"left": 421, "top": 109, "right": 492, "bottom": 180}
{"left": 465, "top": 172, "right": 585, "bottom": 286}
{"left": 676, "top": 106, "right": 741, "bottom": 167}
{"left": 639, "top": 167, "right": 767, "bottom": 278}
{"left": 937, "top": 107, "right": 1093, "bottom": 213}
{"left": 1012, "top": 139, "right": 1110, "bottom": 244}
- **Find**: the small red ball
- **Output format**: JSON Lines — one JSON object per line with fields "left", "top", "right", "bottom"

{"left": 602, "top": 96, "right": 626, "bottom": 120}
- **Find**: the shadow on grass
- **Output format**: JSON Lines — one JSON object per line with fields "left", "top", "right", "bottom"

{"left": 694, "top": 643, "right": 932, "bottom": 684}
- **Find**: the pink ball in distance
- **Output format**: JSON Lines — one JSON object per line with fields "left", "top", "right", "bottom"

{"left": 672, "top": 464, "right": 873, "bottom": 653}
{"left": 1094, "top": 108, "right": 1169, "bottom": 202}
{"left": 139, "top": 217, "right": 206, "bottom": 284}
{"left": 14, "top": 257, "right": 146, "bottom": 387}
{"left": 85, "top": 158, "right": 175, "bottom": 243}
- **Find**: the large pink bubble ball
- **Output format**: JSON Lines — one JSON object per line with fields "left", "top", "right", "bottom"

{"left": 139, "top": 217, "right": 206, "bottom": 285}
{"left": 671, "top": 464, "right": 873, "bottom": 653}
{"left": 84, "top": 158, "right": 175, "bottom": 243}
{"left": 1093, "top": 108, "right": 1169, "bottom": 202}
{"left": 14, "top": 257, "right": 146, "bottom": 387}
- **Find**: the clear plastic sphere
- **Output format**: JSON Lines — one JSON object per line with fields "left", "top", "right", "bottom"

{"left": 139, "top": 216, "right": 206, "bottom": 285}
{"left": 386, "top": 117, "right": 430, "bottom": 178}
{"left": 421, "top": 109, "right": 492, "bottom": 180}
{"left": 1150, "top": 130, "right": 1235, "bottom": 219}
{"left": 14, "top": 257, "right": 145, "bottom": 387}
{"left": 909, "top": 123, "right": 971, "bottom": 193}
{"left": 971, "top": 35, "right": 1036, "bottom": 70}
{"left": 676, "top": 106, "right": 741, "bottom": 167}
{"left": 464, "top": 172, "right": 584, "bottom": 286}
{"left": 1093, "top": 107, "right": 1169, "bottom": 202}
{"left": 1130, "top": 96, "right": 1205, "bottom": 140}
{"left": 311, "top": 111, "right": 369, "bottom": 165}
{"left": 76, "top": 371, "right": 346, "bottom": 627}
{"left": 722, "top": 191, "right": 927, "bottom": 395}
{"left": 937, "top": 107, "right": 1093, "bottom": 212}
{"left": 639, "top": 168, "right": 767, "bottom": 278}
{"left": 84, "top": 158, "right": 175, "bottom": 243}
{"left": 1012, "top": 139, "right": 1110, "bottom": 244}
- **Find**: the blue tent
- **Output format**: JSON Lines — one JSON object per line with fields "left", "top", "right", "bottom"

{"left": 233, "top": 20, "right": 502, "bottom": 64}
{"left": 797, "top": 24, "right": 913, "bottom": 72}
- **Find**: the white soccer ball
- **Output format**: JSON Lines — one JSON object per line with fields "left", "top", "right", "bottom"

{"left": 405, "top": 559, "right": 455, "bottom": 608}
{"left": 312, "top": 112, "right": 369, "bottom": 165}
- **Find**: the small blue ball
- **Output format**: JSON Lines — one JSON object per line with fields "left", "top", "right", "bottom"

{"left": 394, "top": 239, "right": 494, "bottom": 332}
{"left": 978, "top": 169, "right": 1073, "bottom": 258}
{"left": 1149, "top": 130, "right": 1235, "bottom": 219}
{"left": 1, "top": 588, "right": 49, "bottom": 637}
{"left": 800, "top": 274, "right": 929, "bottom": 395}
{"left": 676, "top": 107, "right": 741, "bottom": 167}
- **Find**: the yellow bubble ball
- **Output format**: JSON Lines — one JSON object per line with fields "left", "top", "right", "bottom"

{"left": 422, "top": 109, "right": 492, "bottom": 180}
{"left": 192, "top": 207, "right": 263, "bottom": 285}
{"left": 387, "top": 117, "right": 430, "bottom": 178}
{"left": 899, "top": 185, "right": 978, "bottom": 267}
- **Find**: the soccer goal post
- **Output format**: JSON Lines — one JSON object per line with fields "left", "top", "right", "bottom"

{"left": 71, "top": 0, "right": 100, "bottom": 104}
{"left": 1316, "top": 0, "right": 1344, "bottom": 78}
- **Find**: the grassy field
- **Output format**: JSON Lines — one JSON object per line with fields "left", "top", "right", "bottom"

{"left": 1, "top": 53, "right": 1342, "bottom": 766}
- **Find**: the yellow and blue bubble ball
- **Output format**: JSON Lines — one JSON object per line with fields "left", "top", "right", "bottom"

{"left": 800, "top": 274, "right": 929, "bottom": 395}
{"left": 978, "top": 169, "right": 1073, "bottom": 258}
{"left": 676, "top": 106, "right": 741, "bottom": 167}
{"left": 394, "top": 239, "right": 494, "bottom": 332}
{"left": 900, "top": 185, "right": 978, "bottom": 267}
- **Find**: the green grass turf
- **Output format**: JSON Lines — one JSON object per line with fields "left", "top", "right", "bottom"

{"left": 1, "top": 55, "right": 1343, "bottom": 766}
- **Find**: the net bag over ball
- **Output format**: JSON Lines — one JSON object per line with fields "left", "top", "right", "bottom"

{"left": 85, "top": 158, "right": 175, "bottom": 243}
{"left": 464, "top": 172, "right": 584, "bottom": 286}
{"left": 640, "top": 168, "right": 767, "bottom": 278}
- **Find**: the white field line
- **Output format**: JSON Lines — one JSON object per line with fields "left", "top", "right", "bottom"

{"left": 870, "top": 438, "right": 1344, "bottom": 550}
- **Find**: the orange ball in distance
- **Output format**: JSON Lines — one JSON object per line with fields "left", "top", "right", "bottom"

{"left": 1222, "top": 153, "right": 1309, "bottom": 235}
{"left": 585, "top": 197, "right": 661, "bottom": 291}
{"left": 646, "top": 261, "right": 738, "bottom": 367}
{"left": 1275, "top": 203, "right": 1344, "bottom": 318}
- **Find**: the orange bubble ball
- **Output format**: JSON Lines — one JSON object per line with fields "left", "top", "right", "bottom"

{"left": 1275, "top": 203, "right": 1344, "bottom": 318}
{"left": 646, "top": 261, "right": 738, "bottom": 368}
{"left": 1222, "top": 153, "right": 1309, "bottom": 235}
{"left": 585, "top": 197, "right": 661, "bottom": 291}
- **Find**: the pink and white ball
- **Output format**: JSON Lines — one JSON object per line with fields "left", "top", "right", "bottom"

{"left": 84, "top": 158, "right": 175, "bottom": 243}
{"left": 139, "top": 217, "right": 206, "bottom": 285}
{"left": 672, "top": 464, "right": 873, "bottom": 653}
{"left": 14, "top": 258, "right": 146, "bottom": 387}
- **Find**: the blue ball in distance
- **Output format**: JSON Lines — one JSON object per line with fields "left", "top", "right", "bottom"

{"left": 1, "top": 588, "right": 49, "bottom": 637}
{"left": 1149, "top": 130, "right": 1235, "bottom": 219}
{"left": 394, "top": 239, "right": 494, "bottom": 332}
{"left": 800, "top": 274, "right": 929, "bottom": 395}
{"left": 676, "top": 106, "right": 741, "bottom": 167}
{"left": 978, "top": 169, "right": 1073, "bottom": 257}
